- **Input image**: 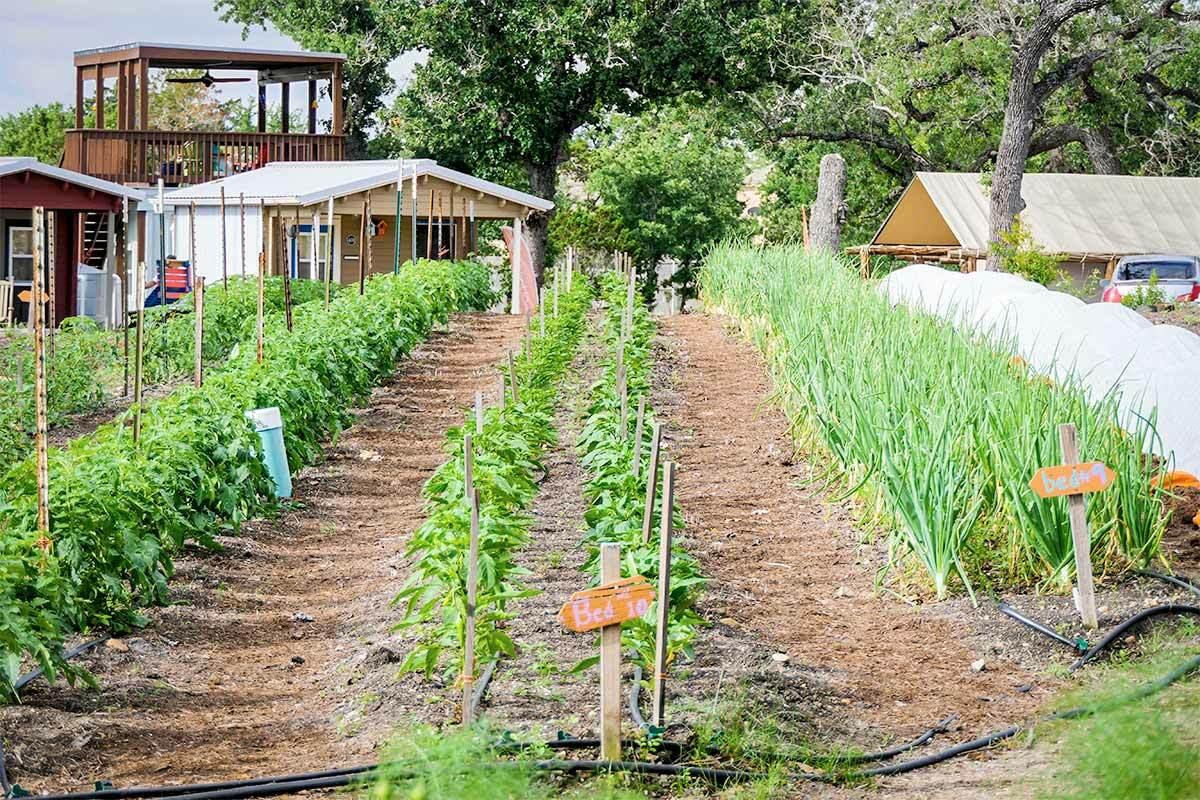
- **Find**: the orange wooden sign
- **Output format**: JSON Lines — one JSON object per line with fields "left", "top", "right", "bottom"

{"left": 1030, "top": 461, "right": 1117, "bottom": 499}
{"left": 17, "top": 289, "right": 48, "bottom": 305}
{"left": 558, "top": 576, "right": 655, "bottom": 633}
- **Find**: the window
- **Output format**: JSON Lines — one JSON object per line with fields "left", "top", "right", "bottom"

{"left": 416, "top": 220, "right": 457, "bottom": 260}
{"left": 1119, "top": 259, "right": 1196, "bottom": 281}
{"left": 293, "top": 225, "right": 332, "bottom": 281}
{"left": 6, "top": 226, "right": 34, "bottom": 284}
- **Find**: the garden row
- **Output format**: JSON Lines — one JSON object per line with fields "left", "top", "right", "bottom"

{"left": 0, "top": 277, "right": 334, "bottom": 466}
{"left": 701, "top": 245, "right": 1167, "bottom": 599}
{"left": 395, "top": 270, "right": 592, "bottom": 693}
{"left": 0, "top": 261, "right": 493, "bottom": 697}
{"left": 576, "top": 272, "right": 705, "bottom": 700}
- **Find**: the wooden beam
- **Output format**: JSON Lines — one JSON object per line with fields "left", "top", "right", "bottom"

{"left": 330, "top": 62, "right": 343, "bottom": 137}
{"left": 307, "top": 79, "right": 317, "bottom": 134}
{"left": 94, "top": 64, "right": 105, "bottom": 129}
{"left": 75, "top": 67, "right": 85, "bottom": 128}
{"left": 257, "top": 83, "right": 267, "bottom": 133}
{"left": 138, "top": 59, "right": 149, "bottom": 130}
{"left": 280, "top": 82, "right": 290, "bottom": 133}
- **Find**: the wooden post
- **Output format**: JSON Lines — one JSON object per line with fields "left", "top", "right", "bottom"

{"left": 463, "top": 486, "right": 481, "bottom": 724}
{"left": 359, "top": 197, "right": 369, "bottom": 295}
{"left": 256, "top": 252, "right": 265, "bottom": 363}
{"left": 507, "top": 350, "right": 519, "bottom": 405}
{"left": 511, "top": 217, "right": 522, "bottom": 315}
{"left": 642, "top": 422, "right": 663, "bottom": 544}
{"left": 651, "top": 461, "right": 677, "bottom": 727}
{"left": 859, "top": 246, "right": 870, "bottom": 279}
{"left": 219, "top": 186, "right": 228, "bottom": 288}
{"left": 189, "top": 201, "right": 197, "bottom": 267}
{"left": 281, "top": 226, "right": 294, "bottom": 332}
{"left": 364, "top": 191, "right": 373, "bottom": 282}
{"left": 599, "top": 542, "right": 622, "bottom": 761}
{"left": 567, "top": 247, "right": 573, "bottom": 292}
{"left": 393, "top": 164, "right": 403, "bottom": 274}
{"left": 133, "top": 262, "right": 146, "bottom": 442}
{"left": 239, "top": 193, "right": 246, "bottom": 277}
{"left": 30, "top": 208, "right": 51, "bottom": 550}
{"left": 632, "top": 397, "right": 646, "bottom": 479}
{"left": 475, "top": 390, "right": 484, "bottom": 436}
{"left": 497, "top": 374, "right": 506, "bottom": 411}
{"left": 1059, "top": 423, "right": 1099, "bottom": 628}
{"left": 624, "top": 265, "right": 636, "bottom": 337}
{"left": 326, "top": 196, "right": 335, "bottom": 306}
{"left": 617, "top": 364, "right": 628, "bottom": 441}
{"left": 193, "top": 277, "right": 204, "bottom": 388}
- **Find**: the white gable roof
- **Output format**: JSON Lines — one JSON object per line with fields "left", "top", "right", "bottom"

{"left": 163, "top": 159, "right": 554, "bottom": 212}
{"left": 910, "top": 172, "right": 1200, "bottom": 255}
{"left": 0, "top": 156, "right": 145, "bottom": 201}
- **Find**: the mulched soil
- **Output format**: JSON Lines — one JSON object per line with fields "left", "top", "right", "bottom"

{"left": 1142, "top": 304, "right": 1200, "bottom": 336}
{"left": 0, "top": 312, "right": 525, "bottom": 793}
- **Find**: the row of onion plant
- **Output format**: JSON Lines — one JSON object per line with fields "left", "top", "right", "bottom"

{"left": 700, "top": 245, "right": 1167, "bottom": 599}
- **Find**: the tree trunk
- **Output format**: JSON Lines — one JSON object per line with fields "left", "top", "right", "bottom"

{"left": 524, "top": 159, "right": 558, "bottom": 286}
{"left": 810, "top": 153, "right": 847, "bottom": 252}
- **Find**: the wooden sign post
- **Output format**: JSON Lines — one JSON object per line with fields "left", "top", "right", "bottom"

{"left": 1029, "top": 424, "right": 1116, "bottom": 628}
{"left": 557, "top": 545, "right": 656, "bottom": 762}
{"left": 642, "top": 422, "right": 663, "bottom": 544}
{"left": 651, "top": 462, "right": 677, "bottom": 727}
{"left": 193, "top": 277, "right": 205, "bottom": 388}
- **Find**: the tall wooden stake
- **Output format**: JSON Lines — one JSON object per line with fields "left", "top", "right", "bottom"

{"left": 325, "top": 196, "right": 335, "bottom": 306}
{"left": 31, "top": 208, "right": 51, "bottom": 550}
{"left": 189, "top": 201, "right": 197, "bottom": 267}
{"left": 617, "top": 364, "right": 628, "bottom": 441}
{"left": 359, "top": 197, "right": 369, "bottom": 295}
{"left": 256, "top": 252, "right": 265, "bottom": 363}
{"left": 219, "top": 185, "right": 228, "bottom": 288}
{"left": 193, "top": 276, "right": 204, "bottom": 387}
{"left": 1059, "top": 423, "right": 1099, "bottom": 628}
{"left": 651, "top": 462, "right": 677, "bottom": 727}
{"left": 393, "top": 164, "right": 403, "bottom": 274}
{"left": 507, "top": 350, "right": 520, "bottom": 405}
{"left": 133, "top": 261, "right": 146, "bottom": 442}
{"left": 281, "top": 226, "right": 294, "bottom": 331}
{"left": 624, "top": 262, "right": 636, "bottom": 335}
{"left": 599, "top": 542, "right": 622, "bottom": 761}
{"left": 642, "top": 422, "right": 663, "bottom": 544}
{"left": 475, "top": 390, "right": 484, "bottom": 436}
{"left": 239, "top": 192, "right": 246, "bottom": 277}
{"left": 364, "top": 192, "right": 373, "bottom": 283}
{"left": 463, "top": 486, "right": 481, "bottom": 724}
{"left": 497, "top": 374, "right": 506, "bottom": 411}
{"left": 632, "top": 397, "right": 646, "bottom": 478}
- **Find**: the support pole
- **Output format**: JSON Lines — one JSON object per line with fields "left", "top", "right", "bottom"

{"left": 511, "top": 217, "right": 522, "bottom": 315}
{"left": 1059, "top": 423, "right": 1099, "bottom": 628}
{"left": 31, "top": 207, "right": 51, "bottom": 551}
{"left": 193, "top": 276, "right": 204, "bottom": 387}
{"left": 651, "top": 462, "right": 676, "bottom": 727}
{"left": 239, "top": 192, "right": 246, "bottom": 277}
{"left": 617, "top": 364, "right": 628, "bottom": 441}
{"left": 411, "top": 167, "right": 418, "bottom": 265}
{"left": 133, "top": 261, "right": 146, "bottom": 442}
{"left": 219, "top": 186, "right": 228, "bottom": 288}
{"left": 281, "top": 225, "right": 294, "bottom": 332}
{"left": 326, "top": 196, "right": 335, "bottom": 305}
{"left": 632, "top": 397, "right": 646, "bottom": 478}
{"left": 507, "top": 350, "right": 520, "bottom": 405}
{"left": 189, "top": 201, "right": 197, "bottom": 268}
{"left": 359, "top": 197, "right": 369, "bottom": 295}
{"left": 256, "top": 252, "right": 265, "bottom": 363}
{"left": 599, "top": 542, "right": 622, "bottom": 761}
{"left": 463, "top": 486, "right": 481, "bottom": 724}
{"left": 475, "top": 390, "right": 484, "bottom": 436}
{"left": 393, "top": 162, "right": 402, "bottom": 274}
{"left": 641, "top": 422, "right": 663, "bottom": 544}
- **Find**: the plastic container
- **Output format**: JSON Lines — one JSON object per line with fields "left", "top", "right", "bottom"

{"left": 246, "top": 407, "right": 293, "bottom": 499}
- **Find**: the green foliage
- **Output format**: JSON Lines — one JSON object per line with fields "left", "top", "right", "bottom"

{"left": 1121, "top": 270, "right": 1170, "bottom": 309}
{"left": 991, "top": 219, "right": 1064, "bottom": 286}
{"left": 0, "top": 261, "right": 492, "bottom": 698}
{"left": 551, "top": 104, "right": 748, "bottom": 296}
{"left": 701, "top": 245, "right": 1167, "bottom": 598}
{"left": 394, "top": 273, "right": 592, "bottom": 684}
{"left": 0, "top": 102, "right": 76, "bottom": 164}
{"left": 576, "top": 272, "right": 705, "bottom": 674}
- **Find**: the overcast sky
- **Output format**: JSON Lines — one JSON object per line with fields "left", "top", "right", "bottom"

{"left": 0, "top": 0, "right": 413, "bottom": 116}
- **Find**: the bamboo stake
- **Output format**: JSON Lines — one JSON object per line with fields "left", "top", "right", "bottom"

{"left": 651, "top": 462, "right": 677, "bottom": 727}
{"left": 193, "top": 276, "right": 204, "bottom": 387}
{"left": 256, "top": 252, "right": 265, "bottom": 363}
{"left": 599, "top": 542, "right": 622, "bottom": 761}
{"left": 641, "top": 422, "right": 663, "bottom": 544}
{"left": 632, "top": 397, "right": 646, "bottom": 479}
{"left": 31, "top": 207, "right": 50, "bottom": 551}
{"left": 219, "top": 185, "right": 228, "bottom": 288}
{"left": 475, "top": 390, "right": 484, "bottom": 436}
{"left": 507, "top": 350, "right": 520, "bottom": 405}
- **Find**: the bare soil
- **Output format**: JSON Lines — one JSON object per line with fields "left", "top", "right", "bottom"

{"left": 0, "top": 312, "right": 525, "bottom": 793}
{"left": 1142, "top": 304, "right": 1200, "bottom": 336}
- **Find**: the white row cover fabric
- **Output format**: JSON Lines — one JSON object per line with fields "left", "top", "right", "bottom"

{"left": 912, "top": 172, "right": 1200, "bottom": 255}
{"left": 879, "top": 264, "right": 1200, "bottom": 475}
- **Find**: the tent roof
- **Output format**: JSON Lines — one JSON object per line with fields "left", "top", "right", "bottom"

{"left": 873, "top": 172, "right": 1200, "bottom": 256}
{"left": 0, "top": 156, "right": 145, "bottom": 202}
{"left": 162, "top": 160, "right": 554, "bottom": 214}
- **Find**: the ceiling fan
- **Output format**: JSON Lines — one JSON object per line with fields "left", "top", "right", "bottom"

{"left": 166, "top": 70, "right": 250, "bottom": 88}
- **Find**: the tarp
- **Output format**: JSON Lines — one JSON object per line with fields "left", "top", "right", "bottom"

{"left": 874, "top": 172, "right": 1200, "bottom": 256}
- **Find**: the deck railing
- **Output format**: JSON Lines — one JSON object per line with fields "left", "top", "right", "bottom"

{"left": 63, "top": 129, "right": 345, "bottom": 186}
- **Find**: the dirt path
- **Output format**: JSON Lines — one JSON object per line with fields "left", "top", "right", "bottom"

{"left": 1, "top": 312, "right": 525, "bottom": 793}
{"left": 654, "top": 313, "right": 1051, "bottom": 797}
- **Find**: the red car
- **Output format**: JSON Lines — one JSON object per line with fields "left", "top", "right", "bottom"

{"left": 1100, "top": 255, "right": 1200, "bottom": 304}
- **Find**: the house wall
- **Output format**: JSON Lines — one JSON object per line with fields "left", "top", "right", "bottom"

{"left": 173, "top": 203, "right": 265, "bottom": 285}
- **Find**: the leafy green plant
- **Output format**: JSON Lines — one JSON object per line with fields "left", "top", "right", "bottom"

{"left": 0, "top": 261, "right": 492, "bottom": 698}
{"left": 1121, "top": 269, "right": 1169, "bottom": 309}
{"left": 394, "top": 273, "right": 592, "bottom": 685}
{"left": 991, "top": 218, "right": 1064, "bottom": 286}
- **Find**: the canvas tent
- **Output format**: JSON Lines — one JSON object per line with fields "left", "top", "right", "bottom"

{"left": 861, "top": 172, "right": 1200, "bottom": 278}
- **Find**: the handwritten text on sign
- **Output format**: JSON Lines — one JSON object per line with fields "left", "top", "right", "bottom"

{"left": 1030, "top": 461, "right": 1117, "bottom": 499}
{"left": 558, "top": 576, "right": 655, "bottom": 633}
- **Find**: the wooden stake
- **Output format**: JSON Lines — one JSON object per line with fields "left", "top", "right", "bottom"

{"left": 359, "top": 198, "right": 369, "bottom": 295}
{"left": 256, "top": 252, "right": 265, "bottom": 363}
{"left": 1059, "top": 423, "right": 1099, "bottom": 628}
{"left": 624, "top": 263, "right": 636, "bottom": 336}
{"left": 617, "top": 364, "right": 628, "bottom": 441}
{"left": 281, "top": 226, "right": 294, "bottom": 331}
{"left": 497, "top": 374, "right": 506, "bottom": 411}
{"left": 364, "top": 192, "right": 373, "bottom": 283}
{"left": 463, "top": 486, "right": 481, "bottom": 724}
{"left": 30, "top": 207, "right": 51, "bottom": 549}
{"left": 426, "top": 188, "right": 434, "bottom": 260}
{"left": 325, "top": 196, "right": 335, "bottom": 306}
{"left": 189, "top": 201, "right": 197, "bottom": 267}
{"left": 507, "top": 350, "right": 520, "bottom": 405}
{"left": 239, "top": 192, "right": 246, "bottom": 277}
{"left": 475, "top": 390, "right": 484, "bottom": 436}
{"left": 632, "top": 397, "right": 646, "bottom": 479}
{"left": 133, "top": 262, "right": 146, "bottom": 443}
{"left": 599, "top": 542, "right": 622, "bottom": 761}
{"left": 219, "top": 185, "right": 228, "bottom": 288}
{"left": 193, "top": 276, "right": 204, "bottom": 388}
{"left": 651, "top": 461, "right": 676, "bottom": 727}
{"left": 642, "top": 422, "right": 663, "bottom": 544}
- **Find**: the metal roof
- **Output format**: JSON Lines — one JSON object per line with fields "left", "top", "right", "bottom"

{"left": 0, "top": 157, "right": 146, "bottom": 201}
{"left": 162, "top": 160, "right": 555, "bottom": 213}
{"left": 874, "top": 172, "right": 1200, "bottom": 256}
{"left": 74, "top": 42, "right": 345, "bottom": 69}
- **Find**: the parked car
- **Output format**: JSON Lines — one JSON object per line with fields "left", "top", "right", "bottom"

{"left": 1100, "top": 254, "right": 1200, "bottom": 304}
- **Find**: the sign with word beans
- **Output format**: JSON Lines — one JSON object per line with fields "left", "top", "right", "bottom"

{"left": 1030, "top": 461, "right": 1117, "bottom": 499}
{"left": 558, "top": 576, "right": 655, "bottom": 633}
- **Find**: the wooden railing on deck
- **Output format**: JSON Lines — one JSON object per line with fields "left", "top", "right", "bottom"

{"left": 63, "top": 129, "right": 345, "bottom": 186}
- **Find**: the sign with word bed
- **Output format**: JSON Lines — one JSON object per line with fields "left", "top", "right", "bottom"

{"left": 558, "top": 576, "right": 654, "bottom": 633}
{"left": 1029, "top": 461, "right": 1117, "bottom": 499}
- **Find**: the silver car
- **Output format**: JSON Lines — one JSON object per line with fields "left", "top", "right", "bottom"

{"left": 1100, "top": 255, "right": 1200, "bottom": 305}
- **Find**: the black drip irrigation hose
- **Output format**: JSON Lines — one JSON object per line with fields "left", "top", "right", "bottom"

{"left": 469, "top": 658, "right": 499, "bottom": 719}
{"left": 12, "top": 637, "right": 108, "bottom": 693}
{"left": 997, "top": 603, "right": 1088, "bottom": 652}
{"left": 1069, "top": 603, "right": 1200, "bottom": 673}
{"left": 1136, "top": 568, "right": 1200, "bottom": 598}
